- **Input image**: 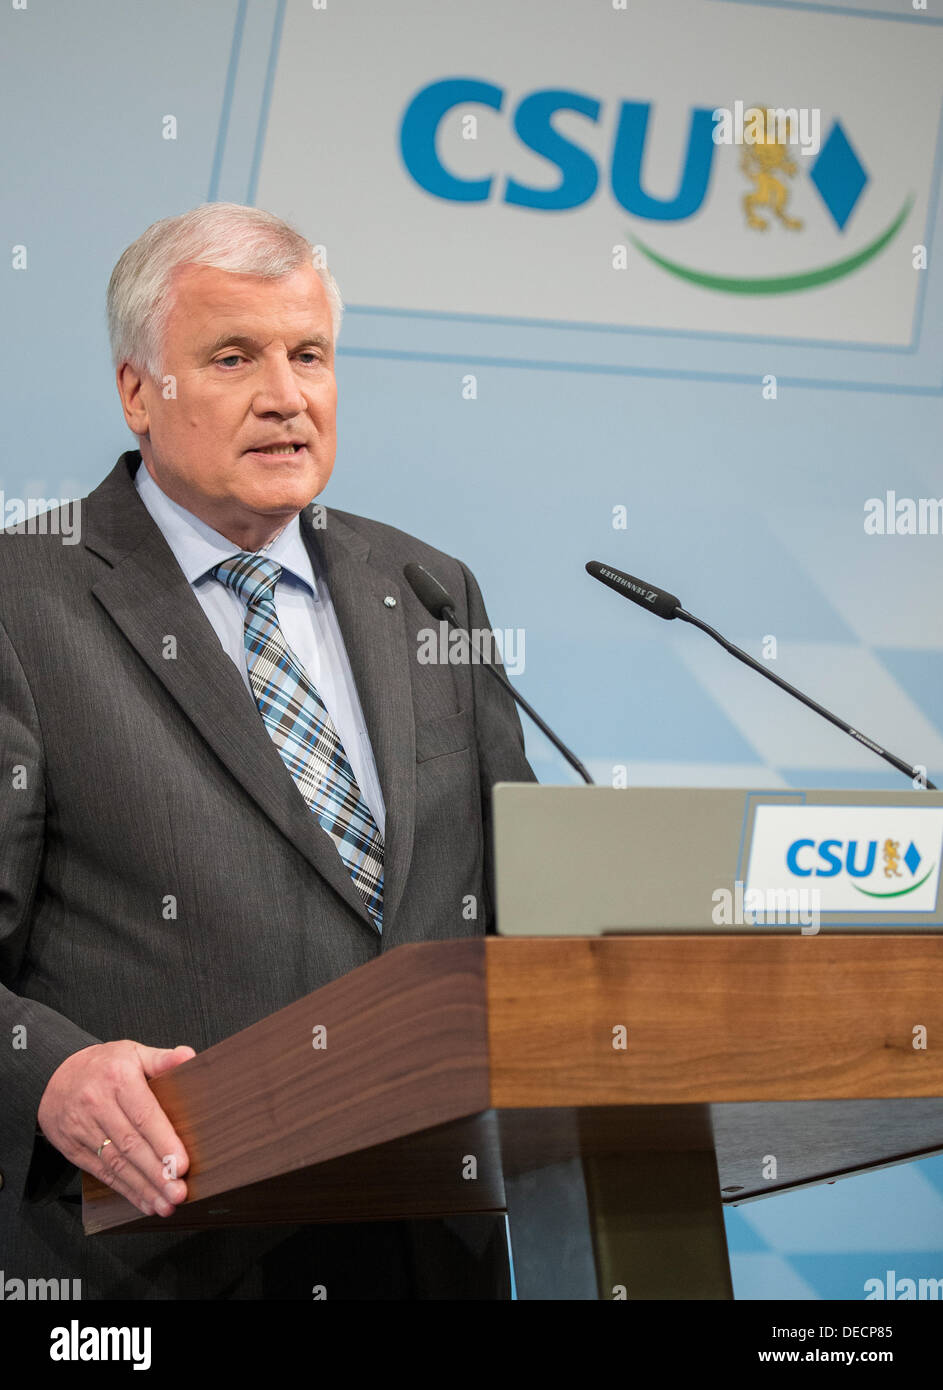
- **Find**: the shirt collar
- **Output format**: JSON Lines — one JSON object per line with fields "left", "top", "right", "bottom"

{"left": 135, "top": 463, "right": 317, "bottom": 597}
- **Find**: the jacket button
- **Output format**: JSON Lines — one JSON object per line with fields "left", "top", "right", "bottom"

{"left": 0, "top": 1170, "right": 5, "bottom": 1190}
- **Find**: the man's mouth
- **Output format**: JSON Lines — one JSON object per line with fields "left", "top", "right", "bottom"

{"left": 246, "top": 443, "right": 306, "bottom": 455}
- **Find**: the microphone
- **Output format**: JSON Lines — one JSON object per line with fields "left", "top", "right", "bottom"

{"left": 586, "top": 561, "right": 681, "bottom": 621}
{"left": 586, "top": 559, "right": 937, "bottom": 791}
{"left": 403, "top": 562, "right": 594, "bottom": 785}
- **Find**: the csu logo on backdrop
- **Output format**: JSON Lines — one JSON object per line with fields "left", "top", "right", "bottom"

{"left": 786, "top": 835, "right": 933, "bottom": 900}
{"left": 399, "top": 79, "right": 912, "bottom": 295}
{"left": 400, "top": 78, "right": 714, "bottom": 218}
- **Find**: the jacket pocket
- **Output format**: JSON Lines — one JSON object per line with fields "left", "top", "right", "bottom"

{"left": 414, "top": 708, "right": 473, "bottom": 763}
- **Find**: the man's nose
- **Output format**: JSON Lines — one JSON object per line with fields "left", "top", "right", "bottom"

{"left": 252, "top": 354, "right": 307, "bottom": 417}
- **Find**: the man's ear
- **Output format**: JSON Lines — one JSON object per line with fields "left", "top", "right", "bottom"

{"left": 116, "top": 362, "right": 150, "bottom": 437}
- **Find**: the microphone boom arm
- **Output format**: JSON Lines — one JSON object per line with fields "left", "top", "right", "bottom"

{"left": 441, "top": 604, "right": 595, "bottom": 786}
{"left": 677, "top": 607, "right": 937, "bottom": 791}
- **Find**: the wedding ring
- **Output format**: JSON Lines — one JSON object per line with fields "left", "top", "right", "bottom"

{"left": 97, "top": 1139, "right": 112, "bottom": 1159}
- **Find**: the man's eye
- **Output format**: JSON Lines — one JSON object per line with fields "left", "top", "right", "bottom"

{"left": 297, "top": 352, "right": 322, "bottom": 365}
{"left": 217, "top": 355, "right": 244, "bottom": 368}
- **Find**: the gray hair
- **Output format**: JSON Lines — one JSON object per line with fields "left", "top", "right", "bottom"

{"left": 106, "top": 202, "right": 343, "bottom": 382}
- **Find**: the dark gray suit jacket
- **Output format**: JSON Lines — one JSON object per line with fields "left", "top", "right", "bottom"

{"left": 0, "top": 451, "right": 534, "bottom": 1298}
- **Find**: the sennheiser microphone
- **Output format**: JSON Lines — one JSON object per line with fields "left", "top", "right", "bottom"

{"left": 586, "top": 560, "right": 681, "bottom": 621}
{"left": 403, "top": 563, "right": 594, "bottom": 785}
{"left": 586, "top": 559, "right": 937, "bottom": 791}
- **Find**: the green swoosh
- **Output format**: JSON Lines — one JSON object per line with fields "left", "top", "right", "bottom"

{"left": 851, "top": 864, "right": 935, "bottom": 899}
{"left": 628, "top": 196, "right": 913, "bottom": 295}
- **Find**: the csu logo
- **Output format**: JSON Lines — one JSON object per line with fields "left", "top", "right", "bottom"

{"left": 400, "top": 78, "right": 715, "bottom": 217}
{"left": 399, "top": 79, "right": 911, "bottom": 295}
{"left": 786, "top": 837, "right": 934, "bottom": 899}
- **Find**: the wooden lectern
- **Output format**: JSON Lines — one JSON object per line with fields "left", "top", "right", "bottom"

{"left": 83, "top": 934, "right": 943, "bottom": 1299}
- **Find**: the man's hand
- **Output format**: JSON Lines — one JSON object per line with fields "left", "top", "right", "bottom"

{"left": 37, "top": 1041, "right": 195, "bottom": 1217}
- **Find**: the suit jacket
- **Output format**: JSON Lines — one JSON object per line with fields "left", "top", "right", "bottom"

{"left": 0, "top": 451, "right": 534, "bottom": 1298}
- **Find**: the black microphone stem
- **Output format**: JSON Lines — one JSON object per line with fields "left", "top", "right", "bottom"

{"left": 440, "top": 604, "right": 595, "bottom": 786}
{"left": 677, "top": 608, "right": 937, "bottom": 791}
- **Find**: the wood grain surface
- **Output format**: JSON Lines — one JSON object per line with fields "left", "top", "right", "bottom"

{"left": 484, "top": 935, "right": 943, "bottom": 1105}
{"left": 84, "top": 935, "right": 943, "bottom": 1231}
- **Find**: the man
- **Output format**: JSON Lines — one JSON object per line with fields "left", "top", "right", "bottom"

{"left": 0, "top": 203, "right": 534, "bottom": 1298}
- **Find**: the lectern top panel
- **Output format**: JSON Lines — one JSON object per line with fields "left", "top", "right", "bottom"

{"left": 492, "top": 784, "right": 943, "bottom": 935}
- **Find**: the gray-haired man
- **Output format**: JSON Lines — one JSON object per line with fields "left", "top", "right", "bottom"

{"left": 0, "top": 203, "right": 534, "bottom": 1298}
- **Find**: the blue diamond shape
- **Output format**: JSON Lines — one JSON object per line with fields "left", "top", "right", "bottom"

{"left": 904, "top": 842, "right": 921, "bottom": 876}
{"left": 810, "top": 122, "right": 868, "bottom": 230}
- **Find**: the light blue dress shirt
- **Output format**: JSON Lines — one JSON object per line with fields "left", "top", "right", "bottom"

{"left": 135, "top": 464, "right": 386, "bottom": 836}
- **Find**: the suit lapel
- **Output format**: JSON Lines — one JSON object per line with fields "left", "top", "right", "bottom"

{"left": 304, "top": 508, "right": 417, "bottom": 940}
{"left": 84, "top": 454, "right": 382, "bottom": 938}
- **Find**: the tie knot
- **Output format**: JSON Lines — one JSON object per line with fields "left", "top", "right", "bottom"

{"left": 212, "top": 552, "right": 283, "bottom": 610}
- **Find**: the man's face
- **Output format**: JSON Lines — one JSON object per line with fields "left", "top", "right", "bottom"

{"left": 119, "top": 261, "right": 337, "bottom": 548}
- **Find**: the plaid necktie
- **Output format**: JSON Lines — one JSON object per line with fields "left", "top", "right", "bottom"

{"left": 212, "top": 552, "right": 384, "bottom": 932}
